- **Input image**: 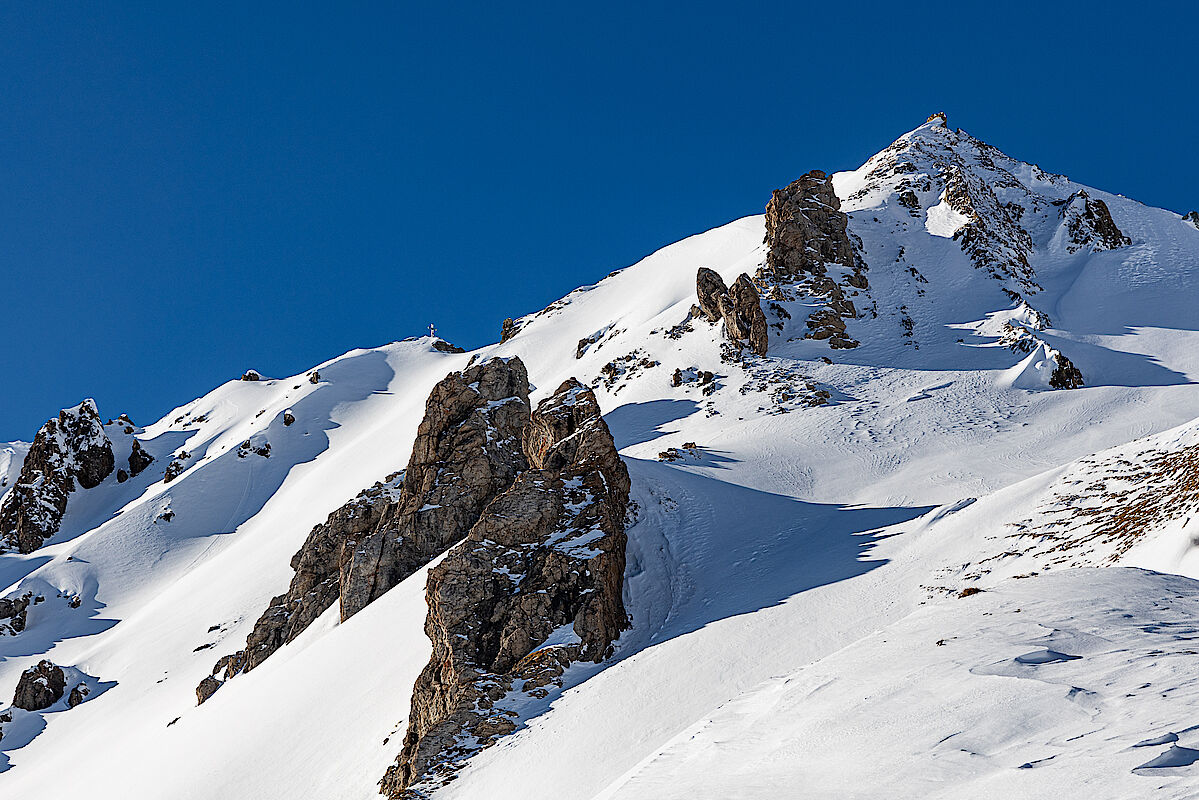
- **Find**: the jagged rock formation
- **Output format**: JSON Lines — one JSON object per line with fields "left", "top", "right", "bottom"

{"left": 241, "top": 370, "right": 262, "bottom": 381}
{"left": 198, "top": 358, "right": 532, "bottom": 703}
{"left": 500, "top": 318, "right": 518, "bottom": 342}
{"left": 12, "top": 660, "right": 66, "bottom": 711}
{"left": 0, "top": 400, "right": 115, "bottom": 553}
{"left": 695, "top": 267, "right": 728, "bottom": 322}
{"left": 200, "top": 474, "right": 402, "bottom": 699}
{"left": 940, "top": 162, "right": 1038, "bottom": 289}
{"left": 383, "top": 378, "right": 630, "bottom": 797}
{"left": 1054, "top": 190, "right": 1131, "bottom": 252}
{"left": 0, "top": 593, "right": 32, "bottom": 635}
{"left": 431, "top": 339, "right": 466, "bottom": 354}
{"left": 694, "top": 268, "right": 769, "bottom": 355}
{"left": 761, "top": 170, "right": 864, "bottom": 349}
{"left": 1185, "top": 211, "right": 1199, "bottom": 230}
{"left": 339, "top": 357, "right": 532, "bottom": 621}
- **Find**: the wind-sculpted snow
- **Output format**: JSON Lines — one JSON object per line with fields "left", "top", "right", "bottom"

{"left": 3, "top": 115, "right": 1199, "bottom": 798}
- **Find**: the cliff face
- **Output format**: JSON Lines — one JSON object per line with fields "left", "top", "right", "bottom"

{"left": 0, "top": 400, "right": 114, "bottom": 553}
{"left": 382, "top": 378, "right": 630, "bottom": 797}
{"left": 338, "top": 356, "right": 532, "bottom": 621}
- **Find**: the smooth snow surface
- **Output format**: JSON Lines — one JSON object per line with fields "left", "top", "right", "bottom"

{"left": 4, "top": 118, "right": 1199, "bottom": 798}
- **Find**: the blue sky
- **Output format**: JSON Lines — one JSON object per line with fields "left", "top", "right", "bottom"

{"left": 1, "top": 2, "right": 1196, "bottom": 440}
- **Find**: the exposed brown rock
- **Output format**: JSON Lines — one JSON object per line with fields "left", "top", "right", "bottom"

{"left": 0, "top": 400, "right": 115, "bottom": 553}
{"left": 13, "top": 660, "right": 66, "bottom": 711}
{"left": 383, "top": 379, "right": 630, "bottom": 796}
{"left": 695, "top": 267, "right": 729, "bottom": 322}
{"left": 728, "top": 275, "right": 769, "bottom": 356}
{"left": 500, "top": 317, "right": 518, "bottom": 342}
{"left": 695, "top": 269, "right": 769, "bottom": 355}
{"left": 308, "top": 370, "right": 321, "bottom": 384}
{"left": 196, "top": 675, "right": 222, "bottom": 705}
{"left": 761, "top": 171, "right": 864, "bottom": 349}
{"left": 339, "top": 357, "right": 532, "bottom": 621}
{"left": 241, "top": 370, "right": 262, "bottom": 381}
{"left": 762, "top": 170, "right": 856, "bottom": 282}
{"left": 199, "top": 357, "right": 533, "bottom": 705}
{"left": 431, "top": 339, "right": 466, "bottom": 354}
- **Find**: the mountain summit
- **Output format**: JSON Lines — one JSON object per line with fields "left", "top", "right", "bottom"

{"left": 3, "top": 116, "right": 1199, "bottom": 799}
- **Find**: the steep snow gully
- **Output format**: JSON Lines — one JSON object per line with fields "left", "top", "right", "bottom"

{"left": 4, "top": 114, "right": 1199, "bottom": 798}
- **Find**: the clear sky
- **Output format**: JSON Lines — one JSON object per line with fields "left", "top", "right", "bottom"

{"left": 1, "top": 2, "right": 1196, "bottom": 440}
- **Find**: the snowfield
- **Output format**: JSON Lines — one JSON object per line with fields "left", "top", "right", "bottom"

{"left": 4, "top": 116, "right": 1199, "bottom": 798}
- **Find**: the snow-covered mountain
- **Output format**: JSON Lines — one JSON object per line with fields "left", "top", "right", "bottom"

{"left": 4, "top": 114, "right": 1199, "bottom": 798}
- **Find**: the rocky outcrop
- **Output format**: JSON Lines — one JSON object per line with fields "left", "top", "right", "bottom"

{"left": 942, "top": 164, "right": 1038, "bottom": 289}
{"left": 1050, "top": 352, "right": 1085, "bottom": 389}
{"left": 199, "top": 475, "right": 402, "bottom": 701}
{"left": 12, "top": 660, "right": 66, "bottom": 711}
{"left": 382, "top": 379, "right": 630, "bottom": 797}
{"left": 339, "top": 357, "right": 532, "bottom": 621}
{"left": 1185, "top": 211, "right": 1199, "bottom": 230}
{"left": 761, "top": 170, "right": 864, "bottom": 349}
{"left": 1054, "top": 190, "right": 1131, "bottom": 253}
{"left": 0, "top": 400, "right": 115, "bottom": 553}
{"left": 696, "top": 267, "right": 729, "bottom": 322}
{"left": 500, "top": 318, "right": 518, "bottom": 342}
{"left": 694, "top": 269, "right": 769, "bottom": 356}
{"left": 762, "top": 170, "right": 857, "bottom": 282}
{"left": 0, "top": 592, "right": 32, "bottom": 635}
{"left": 241, "top": 370, "right": 262, "bottom": 381}
{"left": 128, "top": 439, "right": 154, "bottom": 477}
{"left": 199, "top": 357, "right": 533, "bottom": 704}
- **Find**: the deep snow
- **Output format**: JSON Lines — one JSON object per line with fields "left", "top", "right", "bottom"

{"left": 4, "top": 117, "right": 1199, "bottom": 798}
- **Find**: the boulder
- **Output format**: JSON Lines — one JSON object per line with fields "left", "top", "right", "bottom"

{"left": 695, "top": 267, "right": 729, "bottom": 322}
{"left": 728, "top": 274, "right": 769, "bottom": 356}
{"left": 13, "top": 660, "right": 66, "bottom": 711}
{"left": 0, "top": 400, "right": 115, "bottom": 553}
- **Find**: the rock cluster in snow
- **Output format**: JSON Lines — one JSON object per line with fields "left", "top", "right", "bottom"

{"left": 0, "top": 592, "right": 32, "bottom": 635}
{"left": 383, "top": 378, "right": 630, "bottom": 797}
{"left": 12, "top": 660, "right": 66, "bottom": 711}
{"left": 694, "top": 268, "right": 769, "bottom": 355}
{"left": 0, "top": 400, "right": 115, "bottom": 553}
{"left": 1054, "top": 189, "right": 1132, "bottom": 253}
{"left": 761, "top": 170, "right": 864, "bottom": 349}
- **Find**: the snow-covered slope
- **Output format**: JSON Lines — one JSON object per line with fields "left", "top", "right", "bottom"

{"left": 4, "top": 115, "right": 1199, "bottom": 798}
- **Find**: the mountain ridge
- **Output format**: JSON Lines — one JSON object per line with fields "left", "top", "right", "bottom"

{"left": 2, "top": 114, "right": 1199, "bottom": 798}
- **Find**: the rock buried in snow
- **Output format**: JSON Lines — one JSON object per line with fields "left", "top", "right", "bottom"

{"left": 383, "top": 378, "right": 630, "bottom": 796}
{"left": 13, "top": 660, "right": 66, "bottom": 711}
